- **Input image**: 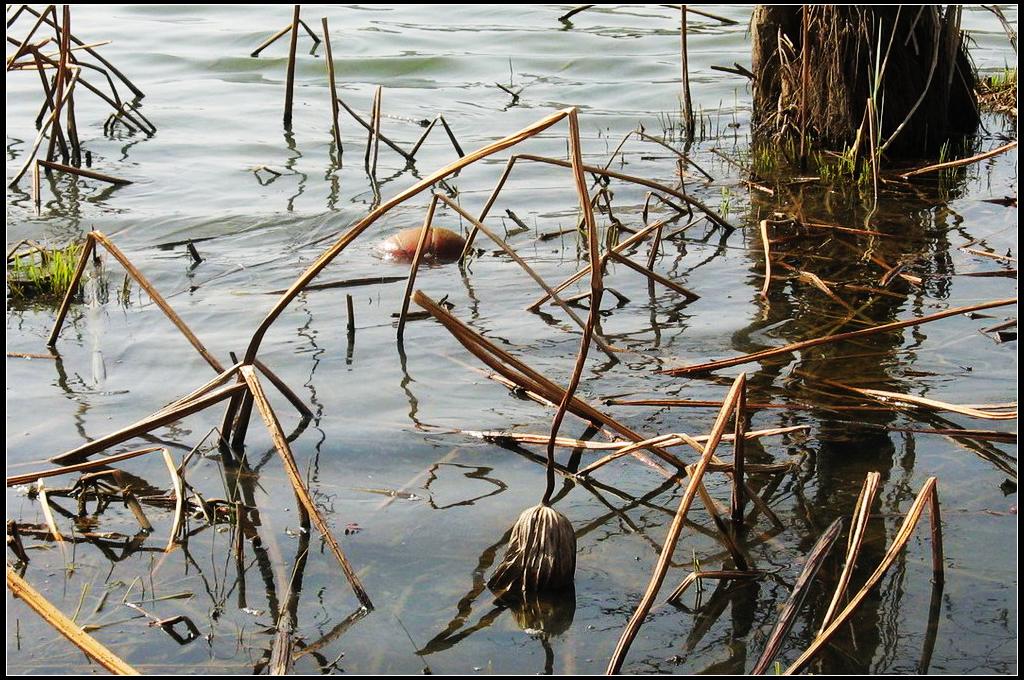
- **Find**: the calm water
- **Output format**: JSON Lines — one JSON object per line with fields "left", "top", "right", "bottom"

{"left": 6, "top": 4, "right": 1017, "bottom": 674}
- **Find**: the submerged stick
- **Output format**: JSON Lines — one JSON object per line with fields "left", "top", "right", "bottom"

{"left": 662, "top": 297, "right": 1017, "bottom": 376}
{"left": 7, "top": 569, "right": 139, "bottom": 675}
{"left": 606, "top": 374, "right": 746, "bottom": 675}
{"left": 240, "top": 366, "right": 373, "bottom": 609}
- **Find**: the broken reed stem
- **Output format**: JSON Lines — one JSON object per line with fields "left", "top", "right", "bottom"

{"left": 514, "top": 153, "right": 734, "bottom": 231}
{"left": 899, "top": 140, "right": 1017, "bottom": 178}
{"left": 9, "top": 65, "right": 79, "bottom": 187}
{"left": 662, "top": 297, "right": 1017, "bottom": 376}
{"left": 160, "top": 448, "right": 184, "bottom": 552}
{"left": 666, "top": 569, "right": 761, "bottom": 603}
{"left": 758, "top": 219, "right": 772, "bottom": 299}
{"left": 687, "top": 462, "right": 748, "bottom": 570}
{"left": 436, "top": 192, "right": 618, "bottom": 354}
{"left": 51, "top": 232, "right": 226, "bottom": 373}
{"left": 36, "top": 159, "right": 131, "bottom": 185}
{"left": 607, "top": 250, "right": 699, "bottom": 301}
{"left": 826, "top": 381, "right": 1017, "bottom": 420}
{"left": 37, "top": 481, "right": 64, "bottom": 542}
{"left": 335, "top": 96, "right": 415, "bottom": 162}
{"left": 253, "top": 359, "right": 314, "bottom": 419}
{"left": 7, "top": 446, "right": 163, "bottom": 487}
{"left": 783, "top": 478, "right": 943, "bottom": 674}
{"left": 414, "top": 291, "right": 681, "bottom": 477}
{"left": 239, "top": 366, "right": 373, "bottom": 609}
{"left": 539, "top": 107, "right": 606, "bottom": 506}
{"left": 527, "top": 218, "right": 673, "bottom": 311}
{"left": 397, "top": 194, "right": 440, "bottom": 341}
{"left": 7, "top": 569, "right": 139, "bottom": 675}
{"left": 818, "top": 472, "right": 880, "bottom": 634}
{"left": 680, "top": 5, "right": 695, "bottom": 139}
{"left": 21, "top": 4, "right": 145, "bottom": 98}
{"left": 730, "top": 386, "right": 745, "bottom": 526}
{"left": 606, "top": 373, "right": 746, "bottom": 675}
{"left": 244, "top": 108, "right": 575, "bottom": 364}
{"left": 322, "top": 17, "right": 342, "bottom": 154}
{"left": 368, "top": 85, "right": 382, "bottom": 177}
{"left": 283, "top": 5, "right": 300, "bottom": 128}
{"left": 50, "top": 382, "right": 247, "bottom": 465}
{"left": 346, "top": 294, "right": 355, "bottom": 336}
{"left": 750, "top": 517, "right": 844, "bottom": 675}
{"left": 251, "top": 24, "right": 291, "bottom": 58}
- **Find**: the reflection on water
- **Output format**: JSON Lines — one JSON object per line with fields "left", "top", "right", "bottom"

{"left": 6, "top": 3, "right": 1017, "bottom": 676}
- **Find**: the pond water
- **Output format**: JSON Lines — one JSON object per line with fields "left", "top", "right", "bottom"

{"left": 5, "top": 4, "right": 1017, "bottom": 675}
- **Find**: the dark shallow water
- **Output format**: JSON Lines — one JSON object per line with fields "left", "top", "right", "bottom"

{"left": 6, "top": 4, "right": 1017, "bottom": 674}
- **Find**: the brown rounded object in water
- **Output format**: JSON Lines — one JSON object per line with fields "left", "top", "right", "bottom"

{"left": 378, "top": 227, "right": 466, "bottom": 263}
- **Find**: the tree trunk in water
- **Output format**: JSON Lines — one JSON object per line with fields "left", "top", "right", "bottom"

{"left": 751, "top": 5, "right": 978, "bottom": 160}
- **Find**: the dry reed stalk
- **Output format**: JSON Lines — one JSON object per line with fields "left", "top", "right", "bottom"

{"left": 526, "top": 218, "right": 673, "bottom": 311}
{"left": 666, "top": 569, "right": 761, "bottom": 603}
{"left": 32, "top": 158, "right": 41, "bottom": 213}
{"left": 456, "top": 156, "right": 518, "bottom": 260}
{"left": 435, "top": 193, "right": 618, "bottom": 354}
{"left": 636, "top": 132, "right": 715, "bottom": 182}
{"left": 253, "top": 359, "right": 314, "bottom": 419}
{"left": 731, "top": 385, "right": 745, "bottom": 525}
{"left": 758, "top": 219, "right": 772, "bottom": 299}
{"left": 9, "top": 65, "right": 79, "bottom": 186}
{"left": 48, "top": 232, "right": 226, "bottom": 372}
{"left": 50, "top": 382, "right": 247, "bottom": 465}
{"left": 36, "top": 480, "right": 64, "bottom": 542}
{"left": 20, "top": 4, "right": 145, "bottom": 98}
{"left": 7, "top": 520, "right": 30, "bottom": 564}
{"left": 679, "top": 5, "right": 695, "bottom": 139}
{"left": 111, "top": 474, "right": 153, "bottom": 533}
{"left": 5, "top": 4, "right": 56, "bottom": 67}
{"left": 750, "top": 517, "right": 843, "bottom": 674}
{"left": 899, "top": 140, "right": 1017, "bottom": 178}
{"left": 603, "top": 398, "right": 894, "bottom": 411}
{"left": 282, "top": 5, "right": 300, "bottom": 128}
{"left": 396, "top": 195, "right": 440, "bottom": 341}
{"left": 606, "top": 373, "right": 746, "bottom": 675}
{"left": 662, "top": 297, "right": 1017, "bottom": 376}
{"left": 7, "top": 446, "right": 164, "bottom": 487}
{"left": 335, "top": 96, "right": 415, "bottom": 162}
{"left": 962, "top": 247, "right": 1016, "bottom": 263}
{"left": 558, "top": 5, "right": 594, "bottom": 22}
{"left": 36, "top": 158, "right": 131, "bottom": 185}
{"left": 818, "top": 472, "right": 880, "bottom": 634}
{"left": 413, "top": 291, "right": 680, "bottom": 477}
{"left": 368, "top": 85, "right": 382, "bottom": 176}
{"left": 43, "top": 6, "right": 72, "bottom": 165}
{"left": 346, "top": 294, "right": 356, "bottom": 337}
{"left": 160, "top": 448, "right": 183, "bottom": 552}
{"left": 607, "top": 250, "right": 700, "bottom": 301}
{"left": 239, "top": 366, "right": 373, "bottom": 609}
{"left": 251, "top": 25, "right": 291, "bottom": 58}
{"left": 783, "top": 477, "right": 943, "bottom": 674}
{"left": 822, "top": 379, "right": 1017, "bottom": 420}
{"left": 438, "top": 114, "right": 465, "bottom": 156}
{"left": 243, "top": 108, "right": 575, "bottom": 364}
{"left": 322, "top": 17, "right": 342, "bottom": 153}
{"left": 576, "top": 425, "right": 807, "bottom": 477}
{"left": 7, "top": 568, "right": 139, "bottom": 675}
{"left": 688, "top": 463, "right": 749, "bottom": 570}
{"left": 513, "top": 153, "right": 734, "bottom": 231}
